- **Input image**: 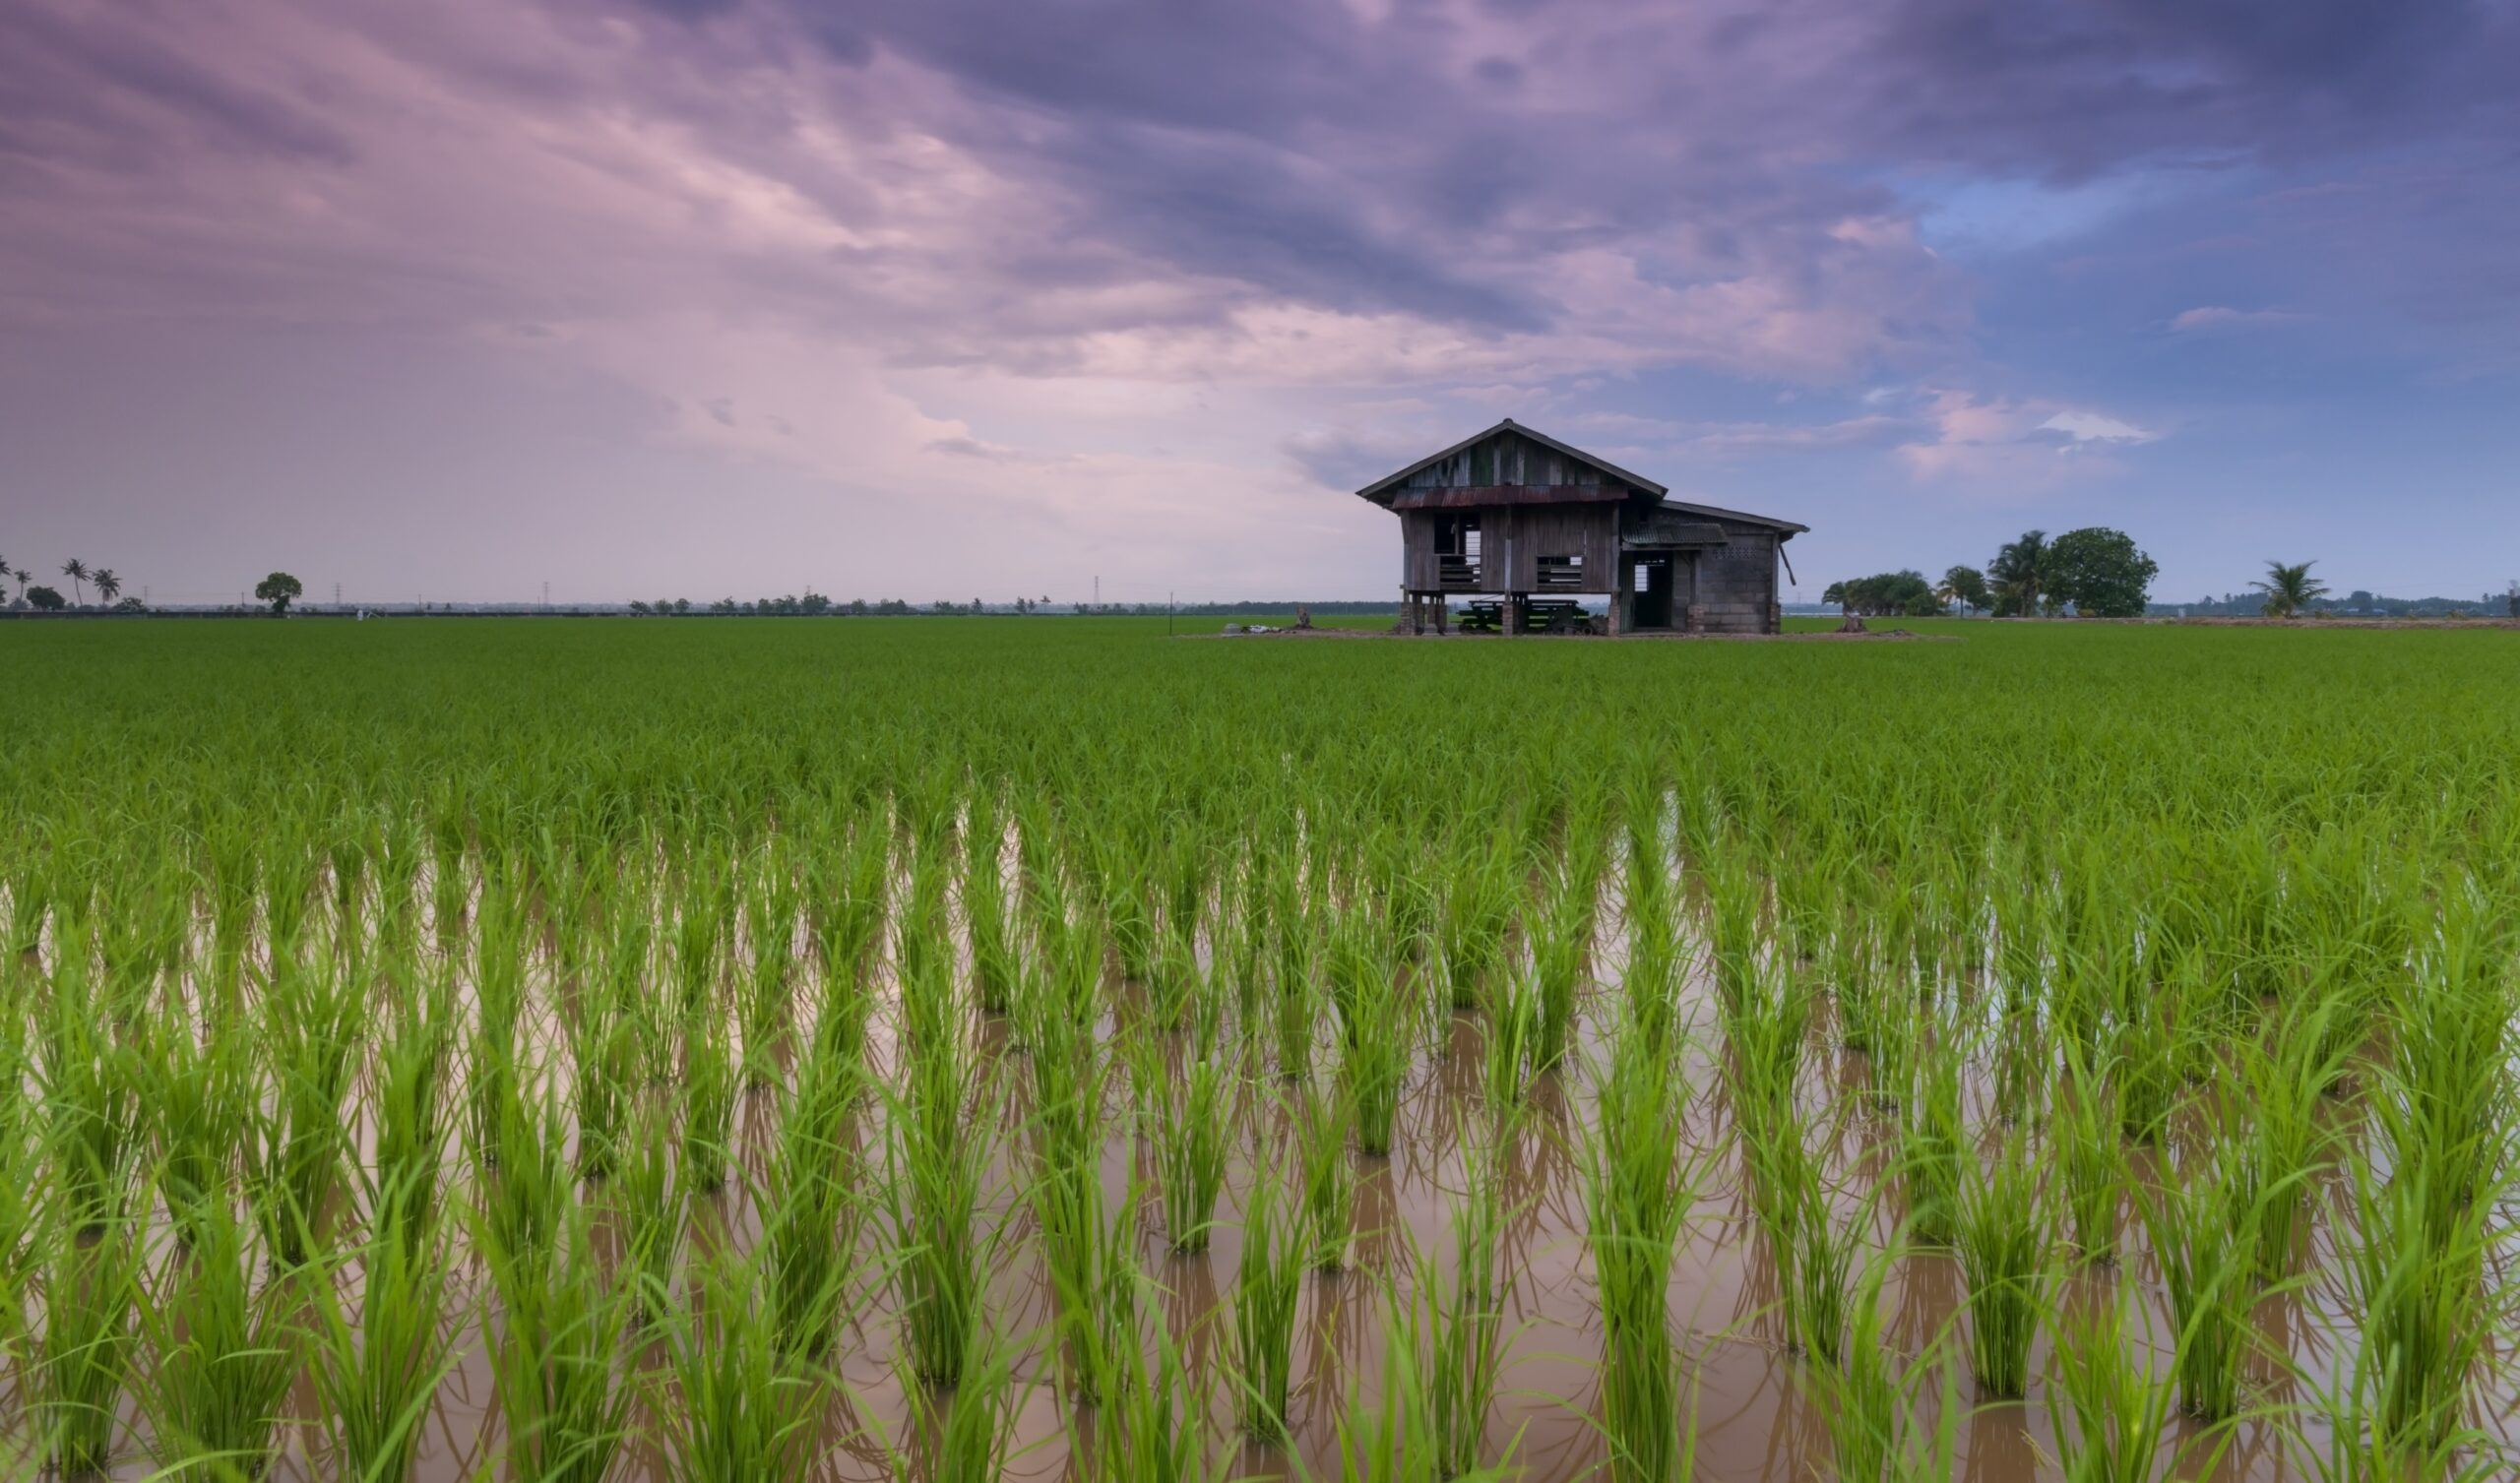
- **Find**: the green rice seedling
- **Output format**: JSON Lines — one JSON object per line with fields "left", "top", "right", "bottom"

{"left": 889, "top": 1302, "right": 1033, "bottom": 1481}
{"left": 670, "top": 860, "right": 734, "bottom": 1022}
{"left": 1333, "top": 1281, "right": 1486, "bottom": 1483}
{"left": 255, "top": 938, "right": 368, "bottom": 1268}
{"left": 138, "top": 1201, "right": 303, "bottom": 1482}
{"left": 0, "top": 1032, "right": 36, "bottom": 1352}
{"left": 2055, "top": 1041, "right": 2123, "bottom": 1264}
{"left": 758, "top": 1054, "right": 863, "bottom": 1359}
{"left": 1030, "top": 1138, "right": 1139, "bottom": 1407}
{"left": 154, "top": 1003, "right": 251, "bottom": 1245}
{"left": 1585, "top": 1030, "right": 1699, "bottom": 1483}
{"left": 1137, "top": 1034, "right": 1233, "bottom": 1252}
{"left": 1480, "top": 966, "right": 1540, "bottom": 1116}
{"left": 807, "top": 818, "right": 893, "bottom": 997}
{"left": 882, "top": 1015, "right": 998, "bottom": 1386}
{"left": 1419, "top": 1126, "right": 1510, "bottom": 1478}
{"left": 2236, "top": 995, "right": 2351, "bottom": 1282}
{"left": 963, "top": 803, "right": 1020, "bottom": 1019}
{"left": 1898, "top": 1020, "right": 1964, "bottom": 1248}
{"left": 1147, "top": 915, "right": 1201, "bottom": 1033}
{"left": 36, "top": 1220, "right": 143, "bottom": 1476}
{"left": 1810, "top": 1236, "right": 1965, "bottom": 1483}
{"left": 1810, "top": 1236, "right": 1897, "bottom": 1482}
{"left": 2110, "top": 945, "right": 2185, "bottom": 1147}
{"left": 369, "top": 987, "right": 450, "bottom": 1257}
{"left": 1952, "top": 1126, "right": 2048, "bottom": 1399}
{"left": 2043, "top": 1277, "right": 2220, "bottom": 1483}
{"left": 567, "top": 991, "right": 633, "bottom": 1180}
{"left": 1076, "top": 1268, "right": 1231, "bottom": 1483}
{"left": 1622, "top": 875, "right": 1680, "bottom": 1059}
{"left": 37, "top": 932, "right": 145, "bottom": 1231}
{"left": 679, "top": 1010, "right": 736, "bottom": 1194}
{"left": 1705, "top": 853, "right": 1764, "bottom": 1017}
{"left": 2333, "top": 1099, "right": 2505, "bottom": 1458}
{"left": 738, "top": 846, "right": 800, "bottom": 1081}
{"left": 2136, "top": 1132, "right": 2255, "bottom": 1422}
{"left": 1299, "top": 1072, "right": 1357, "bottom": 1271}
{"left": 479, "top": 1191, "right": 634, "bottom": 1483}
{"left": 2294, "top": 1195, "right": 2506, "bottom": 1483}
{"left": 312, "top": 1167, "right": 458, "bottom": 1483}
{"left": 1272, "top": 900, "right": 1319, "bottom": 1081}
{"left": 1229, "top": 1167, "right": 1303, "bottom": 1439}
{"left": 612, "top": 1095, "right": 688, "bottom": 1326}
{"left": 1217, "top": 884, "right": 1269, "bottom": 1042}
{"left": 1343, "top": 981, "right": 1412, "bottom": 1158}
{"left": 1461, "top": 843, "right": 1524, "bottom": 1011}
{"left": 647, "top": 1242, "right": 829, "bottom": 1483}
{"left": 2391, "top": 896, "right": 2514, "bottom": 1227}
{"left": 1528, "top": 868, "right": 1592, "bottom": 1074}
{"left": 1722, "top": 962, "right": 1807, "bottom": 1145}
{"left": 1786, "top": 1140, "right": 1861, "bottom": 1367}
{"left": 480, "top": 1081, "right": 573, "bottom": 1280}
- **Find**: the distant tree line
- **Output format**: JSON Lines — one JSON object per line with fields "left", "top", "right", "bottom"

{"left": 2167, "top": 568, "right": 2516, "bottom": 618}
{"left": 623, "top": 595, "right": 1404, "bottom": 617}
{"left": 1826, "top": 527, "right": 2160, "bottom": 618}
{"left": 2, "top": 552, "right": 143, "bottom": 612}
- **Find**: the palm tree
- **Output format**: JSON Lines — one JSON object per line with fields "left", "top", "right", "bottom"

{"left": 93, "top": 569, "right": 122, "bottom": 605}
{"left": 1987, "top": 531, "right": 2050, "bottom": 617}
{"left": 62, "top": 558, "right": 89, "bottom": 606}
{"left": 10, "top": 568, "right": 27, "bottom": 603}
{"left": 2249, "top": 560, "right": 2328, "bottom": 618}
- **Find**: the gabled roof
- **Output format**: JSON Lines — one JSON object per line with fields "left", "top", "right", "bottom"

{"left": 1354, "top": 418, "right": 1669, "bottom": 502}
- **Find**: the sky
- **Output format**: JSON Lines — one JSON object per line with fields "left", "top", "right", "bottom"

{"left": 4, "top": 0, "right": 2517, "bottom": 607}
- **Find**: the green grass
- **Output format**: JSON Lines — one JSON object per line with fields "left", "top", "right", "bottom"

{"left": 6, "top": 613, "right": 2520, "bottom": 1480}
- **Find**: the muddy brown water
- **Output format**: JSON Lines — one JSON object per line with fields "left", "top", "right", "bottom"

{"left": 8, "top": 894, "right": 2517, "bottom": 1482}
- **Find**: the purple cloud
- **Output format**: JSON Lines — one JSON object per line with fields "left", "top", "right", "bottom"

{"left": 1, "top": 0, "right": 2515, "bottom": 603}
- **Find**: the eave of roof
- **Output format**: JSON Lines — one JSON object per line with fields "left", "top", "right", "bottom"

{"left": 1656, "top": 497, "right": 1809, "bottom": 536}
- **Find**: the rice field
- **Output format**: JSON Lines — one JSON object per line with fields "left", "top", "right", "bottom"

{"left": 1, "top": 616, "right": 2515, "bottom": 1482}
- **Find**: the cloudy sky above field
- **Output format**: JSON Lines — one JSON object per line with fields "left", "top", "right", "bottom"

{"left": 5, "top": 0, "right": 2518, "bottom": 605}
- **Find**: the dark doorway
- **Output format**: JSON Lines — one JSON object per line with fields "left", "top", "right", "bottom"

{"left": 1632, "top": 555, "right": 1674, "bottom": 628}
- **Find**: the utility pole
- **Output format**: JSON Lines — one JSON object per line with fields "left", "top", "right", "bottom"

{"left": 1094, "top": 575, "right": 1100, "bottom": 610}
{"left": 334, "top": 582, "right": 342, "bottom": 608}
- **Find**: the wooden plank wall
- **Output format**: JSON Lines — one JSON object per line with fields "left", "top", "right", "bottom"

{"left": 1403, "top": 429, "right": 1597, "bottom": 491}
{"left": 1693, "top": 527, "right": 1777, "bottom": 632}
{"left": 1400, "top": 511, "right": 1439, "bottom": 588}
{"left": 1401, "top": 501, "right": 1621, "bottom": 592}
{"left": 1494, "top": 505, "right": 1619, "bottom": 590}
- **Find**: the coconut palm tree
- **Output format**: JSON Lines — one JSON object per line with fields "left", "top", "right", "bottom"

{"left": 61, "top": 558, "right": 91, "bottom": 606}
{"left": 93, "top": 568, "right": 122, "bottom": 605}
{"left": 10, "top": 568, "right": 27, "bottom": 603}
{"left": 2249, "top": 560, "right": 2328, "bottom": 618}
{"left": 1987, "top": 531, "right": 2050, "bottom": 617}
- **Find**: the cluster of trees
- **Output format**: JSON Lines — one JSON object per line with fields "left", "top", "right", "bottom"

{"left": 1826, "top": 527, "right": 2160, "bottom": 618}
{"left": 4, "top": 555, "right": 141, "bottom": 612}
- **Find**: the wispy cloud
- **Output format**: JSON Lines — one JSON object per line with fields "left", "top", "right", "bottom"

{"left": 2171, "top": 306, "right": 2306, "bottom": 332}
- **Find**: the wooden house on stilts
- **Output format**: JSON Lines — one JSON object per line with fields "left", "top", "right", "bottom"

{"left": 1354, "top": 419, "right": 1807, "bottom": 635}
